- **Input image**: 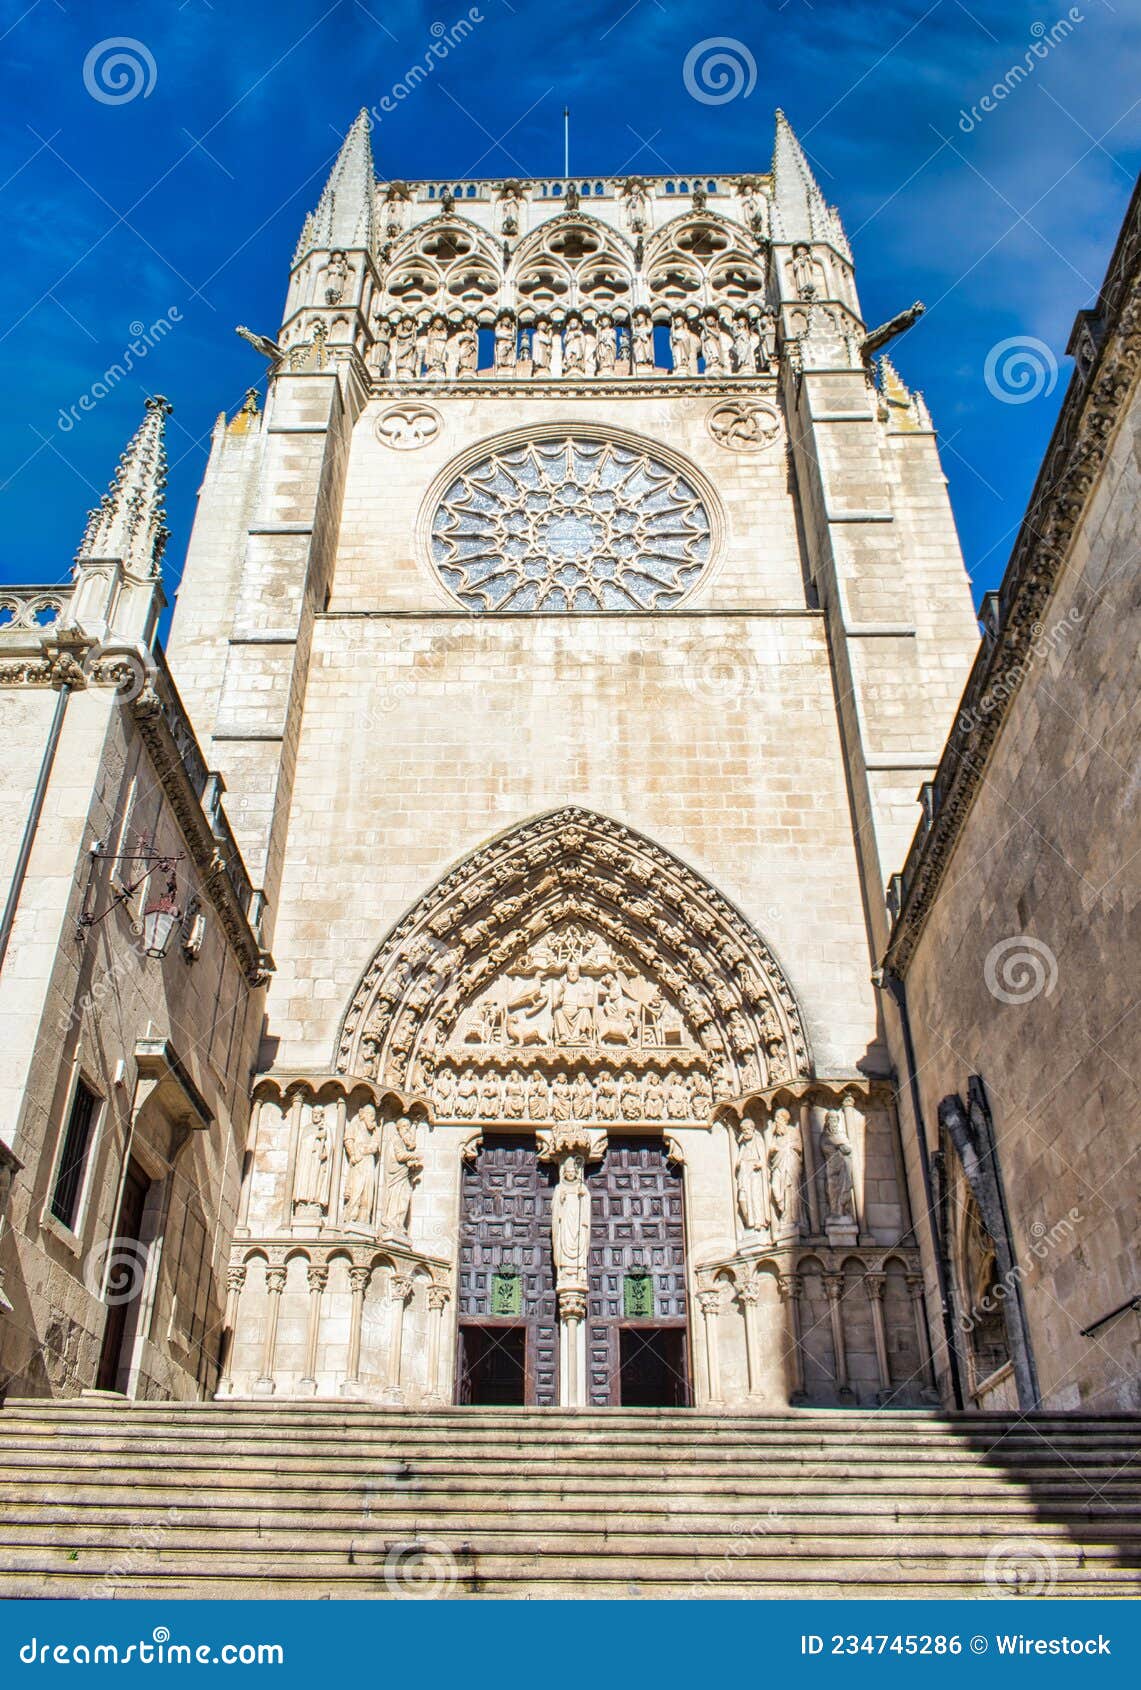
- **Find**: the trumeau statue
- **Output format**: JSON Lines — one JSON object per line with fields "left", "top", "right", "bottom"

{"left": 379, "top": 1113, "right": 422, "bottom": 1238}
{"left": 342, "top": 1103, "right": 381, "bottom": 1228}
{"left": 293, "top": 1105, "right": 331, "bottom": 1215}
{"left": 550, "top": 1155, "right": 591, "bottom": 1289}
{"left": 821, "top": 1108, "right": 856, "bottom": 1222}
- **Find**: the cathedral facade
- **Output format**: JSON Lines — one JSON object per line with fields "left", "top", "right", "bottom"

{"left": 2, "top": 111, "right": 1025, "bottom": 1416}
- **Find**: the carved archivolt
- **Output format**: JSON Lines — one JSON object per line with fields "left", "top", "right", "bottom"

{"left": 336, "top": 808, "right": 811, "bottom": 1112}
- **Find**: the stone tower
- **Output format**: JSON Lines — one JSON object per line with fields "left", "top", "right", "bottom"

{"left": 155, "top": 109, "right": 981, "bottom": 1409}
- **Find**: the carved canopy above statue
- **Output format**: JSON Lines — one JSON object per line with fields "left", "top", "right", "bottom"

{"left": 337, "top": 809, "right": 810, "bottom": 1118}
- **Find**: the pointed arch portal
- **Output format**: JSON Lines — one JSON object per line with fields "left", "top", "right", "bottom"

{"left": 336, "top": 807, "right": 810, "bottom": 1119}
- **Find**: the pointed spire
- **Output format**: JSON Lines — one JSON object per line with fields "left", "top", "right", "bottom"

{"left": 770, "top": 109, "right": 831, "bottom": 244}
{"left": 300, "top": 108, "right": 376, "bottom": 261}
{"left": 76, "top": 396, "right": 172, "bottom": 579}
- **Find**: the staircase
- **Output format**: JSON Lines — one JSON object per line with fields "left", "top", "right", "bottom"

{"left": 1, "top": 1401, "right": 1139, "bottom": 1598}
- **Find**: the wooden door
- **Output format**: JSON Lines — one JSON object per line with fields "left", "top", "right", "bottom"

{"left": 95, "top": 1158, "right": 150, "bottom": 1393}
{"left": 457, "top": 1135, "right": 558, "bottom": 1405}
{"left": 586, "top": 1137, "right": 689, "bottom": 1407}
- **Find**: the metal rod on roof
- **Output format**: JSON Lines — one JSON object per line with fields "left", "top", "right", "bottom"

{"left": 564, "top": 107, "right": 569, "bottom": 179}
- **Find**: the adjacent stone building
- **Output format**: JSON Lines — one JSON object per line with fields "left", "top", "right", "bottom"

{"left": 881, "top": 174, "right": 1141, "bottom": 1415}
{"left": 0, "top": 110, "right": 1132, "bottom": 1419}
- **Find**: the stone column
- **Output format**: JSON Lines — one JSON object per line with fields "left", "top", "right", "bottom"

{"left": 253, "top": 1265, "right": 287, "bottom": 1396}
{"left": 426, "top": 1284, "right": 451, "bottom": 1403}
{"left": 907, "top": 1272, "right": 936, "bottom": 1391}
{"left": 778, "top": 1272, "right": 804, "bottom": 1401}
{"left": 738, "top": 1279, "right": 763, "bottom": 1399}
{"left": 865, "top": 1271, "right": 890, "bottom": 1396}
{"left": 383, "top": 1275, "right": 413, "bottom": 1404}
{"left": 215, "top": 1262, "right": 247, "bottom": 1397}
{"left": 558, "top": 1289, "right": 588, "bottom": 1407}
{"left": 341, "top": 1264, "right": 371, "bottom": 1395}
{"left": 824, "top": 1272, "right": 850, "bottom": 1400}
{"left": 698, "top": 1287, "right": 723, "bottom": 1405}
{"left": 800, "top": 1103, "right": 822, "bottom": 1234}
{"left": 298, "top": 1263, "right": 328, "bottom": 1395}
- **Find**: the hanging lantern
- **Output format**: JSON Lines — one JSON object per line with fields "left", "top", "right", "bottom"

{"left": 142, "top": 869, "right": 181, "bottom": 960}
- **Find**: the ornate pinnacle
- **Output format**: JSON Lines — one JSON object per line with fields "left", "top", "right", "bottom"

{"left": 75, "top": 395, "right": 172, "bottom": 579}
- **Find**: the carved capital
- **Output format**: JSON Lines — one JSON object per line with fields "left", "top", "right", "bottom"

{"left": 558, "top": 1289, "right": 587, "bottom": 1323}
{"left": 738, "top": 1279, "right": 762, "bottom": 1307}
{"left": 306, "top": 1265, "right": 328, "bottom": 1296}
{"left": 264, "top": 1266, "right": 287, "bottom": 1296}
{"left": 225, "top": 1264, "right": 247, "bottom": 1296}
{"left": 428, "top": 1284, "right": 451, "bottom": 1312}
{"left": 390, "top": 1275, "right": 414, "bottom": 1304}
{"left": 864, "top": 1272, "right": 887, "bottom": 1302}
{"left": 697, "top": 1287, "right": 722, "bottom": 1318}
{"left": 348, "top": 1265, "right": 371, "bottom": 1295}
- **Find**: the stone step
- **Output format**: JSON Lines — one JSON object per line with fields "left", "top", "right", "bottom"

{"left": 3, "top": 1507, "right": 1139, "bottom": 1550}
{"left": 2, "top": 1403, "right": 1138, "bottom": 1599}
{"left": 6, "top": 1474, "right": 1137, "bottom": 1510}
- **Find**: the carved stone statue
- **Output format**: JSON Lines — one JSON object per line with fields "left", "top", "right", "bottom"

{"left": 643, "top": 1071, "right": 665, "bottom": 1121}
{"left": 440, "top": 188, "right": 455, "bottom": 215}
{"left": 493, "top": 311, "right": 517, "bottom": 371}
{"left": 632, "top": 309, "right": 654, "bottom": 371}
{"left": 767, "top": 1106, "right": 801, "bottom": 1231}
{"left": 550, "top": 1155, "right": 590, "bottom": 1288}
{"left": 562, "top": 314, "right": 587, "bottom": 375}
{"left": 821, "top": 1108, "right": 855, "bottom": 1221}
{"left": 527, "top": 1072, "right": 549, "bottom": 1119}
{"left": 731, "top": 312, "right": 758, "bottom": 375}
{"left": 456, "top": 1068, "right": 479, "bottom": 1119}
{"left": 503, "top": 1070, "right": 527, "bottom": 1117}
{"left": 700, "top": 310, "right": 727, "bottom": 376}
{"left": 449, "top": 317, "right": 478, "bottom": 377}
{"left": 565, "top": 182, "right": 580, "bottom": 212}
{"left": 740, "top": 183, "right": 766, "bottom": 235}
{"left": 666, "top": 1074, "right": 691, "bottom": 1120}
{"left": 379, "top": 1114, "right": 422, "bottom": 1238}
{"left": 342, "top": 1103, "right": 381, "bottom": 1228}
{"left": 498, "top": 183, "right": 522, "bottom": 236}
{"left": 624, "top": 180, "right": 650, "bottom": 233}
{"left": 393, "top": 317, "right": 419, "bottom": 378}
{"left": 551, "top": 959, "right": 595, "bottom": 1043}
{"left": 480, "top": 1074, "right": 502, "bottom": 1119}
{"left": 758, "top": 310, "right": 778, "bottom": 371}
{"left": 531, "top": 317, "right": 554, "bottom": 375}
{"left": 670, "top": 313, "right": 697, "bottom": 376}
{"left": 735, "top": 1118, "right": 769, "bottom": 1234}
{"left": 372, "top": 316, "right": 393, "bottom": 379}
{"left": 551, "top": 1072, "right": 572, "bottom": 1121}
{"left": 425, "top": 315, "right": 448, "bottom": 377}
{"left": 571, "top": 1073, "right": 594, "bottom": 1120}
{"left": 620, "top": 1071, "right": 642, "bottom": 1118}
{"left": 324, "top": 250, "right": 349, "bottom": 305}
{"left": 293, "top": 1105, "right": 331, "bottom": 1214}
{"left": 596, "top": 1072, "right": 619, "bottom": 1121}
{"left": 595, "top": 315, "right": 617, "bottom": 376}
{"left": 434, "top": 1068, "right": 456, "bottom": 1117}
{"left": 791, "top": 243, "right": 822, "bottom": 299}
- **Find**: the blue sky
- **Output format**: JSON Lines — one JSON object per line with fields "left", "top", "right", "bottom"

{"left": 1, "top": 0, "right": 1138, "bottom": 609}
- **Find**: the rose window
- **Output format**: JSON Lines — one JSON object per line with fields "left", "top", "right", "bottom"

{"left": 429, "top": 437, "right": 713, "bottom": 611}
